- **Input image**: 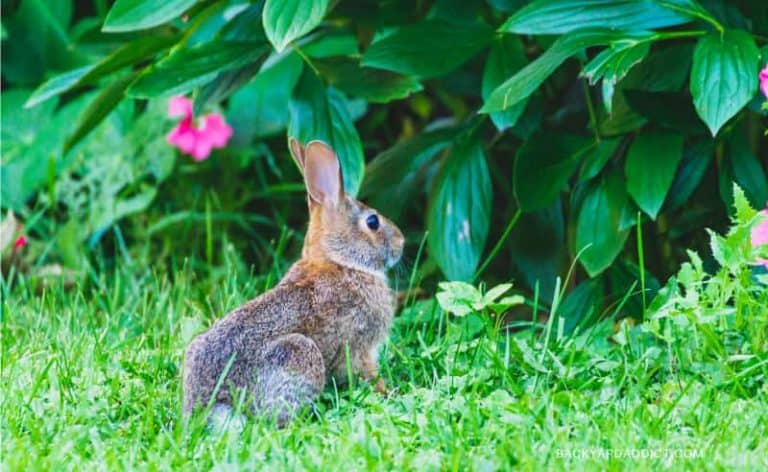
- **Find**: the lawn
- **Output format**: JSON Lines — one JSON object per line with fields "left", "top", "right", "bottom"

{"left": 3, "top": 199, "right": 767, "bottom": 470}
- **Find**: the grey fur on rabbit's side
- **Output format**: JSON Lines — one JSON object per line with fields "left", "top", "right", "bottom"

{"left": 182, "top": 139, "right": 404, "bottom": 426}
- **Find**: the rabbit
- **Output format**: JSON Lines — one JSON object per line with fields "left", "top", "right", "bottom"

{"left": 182, "top": 138, "right": 404, "bottom": 427}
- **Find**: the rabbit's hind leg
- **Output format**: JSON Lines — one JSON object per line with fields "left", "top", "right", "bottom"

{"left": 255, "top": 333, "right": 325, "bottom": 427}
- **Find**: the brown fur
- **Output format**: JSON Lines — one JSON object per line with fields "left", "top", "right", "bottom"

{"left": 182, "top": 139, "right": 404, "bottom": 426}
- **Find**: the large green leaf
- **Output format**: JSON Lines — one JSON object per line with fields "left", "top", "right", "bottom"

{"left": 1, "top": 91, "right": 90, "bottom": 210}
{"left": 24, "top": 66, "right": 93, "bottom": 108}
{"left": 64, "top": 74, "right": 137, "bottom": 154}
{"left": 194, "top": 63, "right": 262, "bottom": 115}
{"left": 576, "top": 173, "right": 631, "bottom": 276}
{"left": 361, "top": 19, "right": 494, "bottom": 78}
{"left": 481, "top": 29, "right": 636, "bottom": 113}
{"left": 428, "top": 134, "right": 492, "bottom": 281}
{"left": 727, "top": 127, "right": 768, "bottom": 209}
{"left": 360, "top": 126, "right": 459, "bottom": 220}
{"left": 128, "top": 41, "right": 268, "bottom": 98}
{"left": 509, "top": 201, "right": 565, "bottom": 301}
{"left": 625, "top": 131, "right": 684, "bottom": 219}
{"left": 314, "top": 57, "right": 422, "bottom": 103}
{"left": 514, "top": 133, "right": 594, "bottom": 211}
{"left": 2, "top": 0, "right": 79, "bottom": 86}
{"left": 690, "top": 29, "right": 759, "bottom": 136}
{"left": 288, "top": 70, "right": 364, "bottom": 196}
{"left": 103, "top": 0, "right": 197, "bottom": 32}
{"left": 262, "top": 0, "right": 328, "bottom": 52}
{"left": 482, "top": 36, "right": 529, "bottom": 131}
{"left": 665, "top": 138, "right": 714, "bottom": 211}
{"left": 657, "top": 0, "right": 722, "bottom": 29}
{"left": 228, "top": 53, "right": 304, "bottom": 142}
{"left": 26, "top": 35, "right": 180, "bottom": 107}
{"left": 500, "top": 0, "right": 691, "bottom": 34}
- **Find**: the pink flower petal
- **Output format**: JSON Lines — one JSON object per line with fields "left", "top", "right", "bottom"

{"left": 165, "top": 100, "right": 232, "bottom": 161}
{"left": 760, "top": 65, "right": 768, "bottom": 99}
{"left": 168, "top": 96, "right": 194, "bottom": 118}
{"left": 198, "top": 113, "right": 233, "bottom": 148}
{"left": 751, "top": 209, "right": 768, "bottom": 248}
{"left": 166, "top": 119, "right": 199, "bottom": 154}
{"left": 191, "top": 139, "right": 213, "bottom": 161}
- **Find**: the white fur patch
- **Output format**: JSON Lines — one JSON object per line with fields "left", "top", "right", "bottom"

{"left": 208, "top": 403, "right": 246, "bottom": 434}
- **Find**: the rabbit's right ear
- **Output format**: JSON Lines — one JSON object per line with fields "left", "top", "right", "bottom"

{"left": 304, "top": 141, "right": 342, "bottom": 207}
{"left": 289, "top": 137, "right": 306, "bottom": 171}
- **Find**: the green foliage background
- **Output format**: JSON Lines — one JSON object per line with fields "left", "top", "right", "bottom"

{"left": 3, "top": 0, "right": 768, "bottom": 320}
{"left": 3, "top": 2, "right": 768, "bottom": 468}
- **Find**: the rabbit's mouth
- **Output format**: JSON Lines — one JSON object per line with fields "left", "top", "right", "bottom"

{"left": 384, "top": 246, "right": 403, "bottom": 269}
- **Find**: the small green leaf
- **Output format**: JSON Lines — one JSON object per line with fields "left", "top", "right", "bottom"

{"left": 64, "top": 74, "right": 136, "bottom": 154}
{"left": 576, "top": 173, "right": 631, "bottom": 276}
{"left": 481, "top": 29, "right": 639, "bottom": 113}
{"left": 362, "top": 19, "right": 494, "bottom": 78}
{"left": 428, "top": 133, "right": 493, "bottom": 281}
{"left": 500, "top": 0, "right": 690, "bottom": 34}
{"left": 436, "top": 281, "right": 481, "bottom": 317}
{"left": 481, "top": 283, "right": 513, "bottom": 306}
{"left": 731, "top": 184, "right": 756, "bottom": 225}
{"left": 582, "top": 41, "right": 650, "bottom": 86}
{"left": 262, "top": 0, "right": 328, "bottom": 52}
{"left": 128, "top": 41, "right": 268, "bottom": 98}
{"left": 579, "top": 138, "right": 620, "bottom": 181}
{"left": 599, "top": 43, "right": 693, "bottom": 135}
{"left": 690, "top": 29, "right": 759, "bottom": 136}
{"left": 625, "top": 131, "right": 684, "bottom": 219}
{"left": 288, "top": 70, "right": 365, "bottom": 196}
{"left": 314, "top": 57, "right": 422, "bottom": 103}
{"left": 103, "top": 0, "right": 197, "bottom": 32}
{"left": 482, "top": 36, "right": 529, "bottom": 131}
{"left": 514, "top": 133, "right": 594, "bottom": 211}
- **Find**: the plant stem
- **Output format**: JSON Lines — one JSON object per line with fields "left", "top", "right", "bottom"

{"left": 473, "top": 208, "right": 522, "bottom": 282}
{"left": 581, "top": 78, "right": 600, "bottom": 143}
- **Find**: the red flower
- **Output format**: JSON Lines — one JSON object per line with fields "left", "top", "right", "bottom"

{"left": 13, "top": 235, "right": 27, "bottom": 250}
{"left": 166, "top": 96, "right": 233, "bottom": 161}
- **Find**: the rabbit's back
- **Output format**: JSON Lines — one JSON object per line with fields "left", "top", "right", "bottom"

{"left": 182, "top": 260, "right": 395, "bottom": 414}
{"left": 182, "top": 281, "right": 314, "bottom": 413}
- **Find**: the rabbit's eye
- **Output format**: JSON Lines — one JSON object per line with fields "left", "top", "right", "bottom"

{"left": 366, "top": 214, "right": 380, "bottom": 231}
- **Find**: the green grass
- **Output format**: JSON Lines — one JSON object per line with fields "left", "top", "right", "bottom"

{"left": 3, "top": 197, "right": 768, "bottom": 470}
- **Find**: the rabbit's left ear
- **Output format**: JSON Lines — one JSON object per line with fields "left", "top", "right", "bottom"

{"left": 304, "top": 140, "right": 343, "bottom": 207}
{"left": 289, "top": 137, "right": 306, "bottom": 171}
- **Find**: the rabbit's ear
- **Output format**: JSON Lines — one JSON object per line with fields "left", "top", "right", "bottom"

{"left": 288, "top": 137, "right": 306, "bottom": 171}
{"left": 304, "top": 140, "right": 343, "bottom": 207}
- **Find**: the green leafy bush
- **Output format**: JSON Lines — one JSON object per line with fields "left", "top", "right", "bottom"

{"left": 3, "top": 0, "right": 767, "bottom": 320}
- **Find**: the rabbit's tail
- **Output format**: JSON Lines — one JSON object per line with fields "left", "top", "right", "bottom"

{"left": 208, "top": 403, "right": 247, "bottom": 433}
{"left": 256, "top": 333, "right": 326, "bottom": 427}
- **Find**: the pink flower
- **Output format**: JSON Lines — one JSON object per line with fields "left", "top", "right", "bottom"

{"left": 752, "top": 204, "right": 768, "bottom": 269}
{"left": 760, "top": 64, "right": 768, "bottom": 100}
{"left": 13, "top": 235, "right": 27, "bottom": 250}
{"left": 166, "top": 96, "right": 233, "bottom": 161}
